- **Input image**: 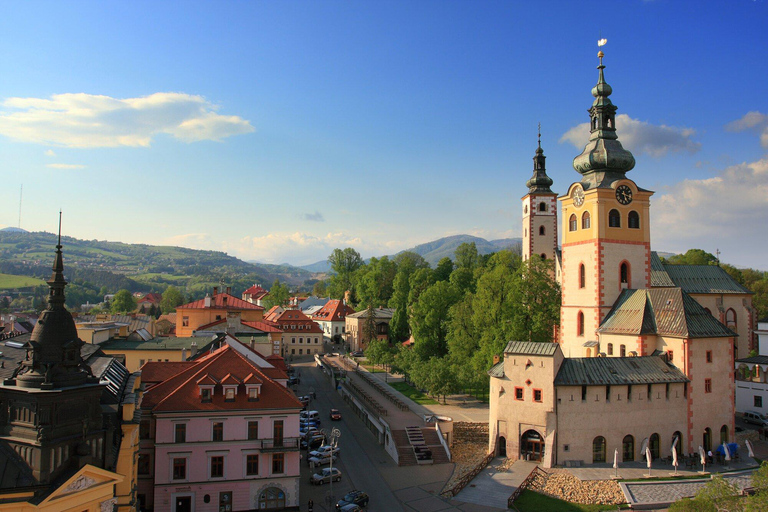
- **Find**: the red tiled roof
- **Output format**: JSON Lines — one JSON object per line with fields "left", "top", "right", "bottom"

{"left": 243, "top": 372, "right": 263, "bottom": 384}
{"left": 178, "top": 292, "right": 264, "bottom": 311}
{"left": 138, "top": 293, "right": 162, "bottom": 304}
{"left": 243, "top": 285, "right": 269, "bottom": 299}
{"left": 274, "top": 309, "right": 323, "bottom": 333}
{"left": 312, "top": 299, "right": 355, "bottom": 322}
{"left": 265, "top": 355, "right": 288, "bottom": 372}
{"left": 141, "top": 361, "right": 195, "bottom": 384}
{"left": 241, "top": 320, "right": 282, "bottom": 333}
{"left": 142, "top": 345, "right": 303, "bottom": 412}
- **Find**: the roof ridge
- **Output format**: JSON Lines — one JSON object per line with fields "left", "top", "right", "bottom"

{"left": 150, "top": 347, "right": 230, "bottom": 410}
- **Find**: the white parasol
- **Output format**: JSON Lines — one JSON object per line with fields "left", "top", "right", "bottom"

{"left": 699, "top": 445, "right": 706, "bottom": 471}
{"left": 724, "top": 443, "right": 731, "bottom": 463}
{"left": 646, "top": 446, "right": 652, "bottom": 468}
{"left": 746, "top": 439, "right": 755, "bottom": 458}
{"left": 613, "top": 448, "right": 619, "bottom": 478}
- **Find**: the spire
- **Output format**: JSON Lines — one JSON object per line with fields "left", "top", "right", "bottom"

{"left": 48, "top": 210, "right": 67, "bottom": 309}
{"left": 572, "top": 47, "right": 635, "bottom": 187}
{"left": 526, "top": 123, "right": 554, "bottom": 193}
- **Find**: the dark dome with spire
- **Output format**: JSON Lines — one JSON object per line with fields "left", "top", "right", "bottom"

{"left": 526, "top": 126, "right": 555, "bottom": 193}
{"left": 572, "top": 50, "right": 636, "bottom": 188}
{"left": 12, "top": 217, "right": 91, "bottom": 389}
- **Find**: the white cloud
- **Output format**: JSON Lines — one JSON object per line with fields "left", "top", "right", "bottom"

{"left": 726, "top": 111, "right": 768, "bottom": 148}
{"left": 164, "top": 233, "right": 214, "bottom": 250}
{"left": 560, "top": 114, "right": 701, "bottom": 157}
{"left": 46, "top": 163, "right": 85, "bottom": 169}
{"left": 44, "top": 149, "right": 55, "bottom": 157}
{"left": 0, "top": 92, "right": 253, "bottom": 148}
{"left": 653, "top": 156, "right": 768, "bottom": 261}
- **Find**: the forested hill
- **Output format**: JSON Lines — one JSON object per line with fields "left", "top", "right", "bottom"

{"left": 0, "top": 231, "right": 312, "bottom": 306}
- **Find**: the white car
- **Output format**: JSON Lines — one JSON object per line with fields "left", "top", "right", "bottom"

{"left": 309, "top": 445, "right": 340, "bottom": 459}
{"left": 310, "top": 467, "right": 341, "bottom": 485}
{"left": 307, "top": 453, "right": 337, "bottom": 466}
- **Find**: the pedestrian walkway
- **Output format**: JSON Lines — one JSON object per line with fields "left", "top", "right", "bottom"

{"left": 453, "top": 459, "right": 538, "bottom": 509}
{"left": 568, "top": 456, "right": 759, "bottom": 481}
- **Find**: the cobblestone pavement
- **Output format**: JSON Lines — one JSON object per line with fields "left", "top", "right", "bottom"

{"left": 620, "top": 470, "right": 756, "bottom": 508}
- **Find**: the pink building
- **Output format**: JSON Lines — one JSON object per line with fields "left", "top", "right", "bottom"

{"left": 138, "top": 345, "right": 303, "bottom": 512}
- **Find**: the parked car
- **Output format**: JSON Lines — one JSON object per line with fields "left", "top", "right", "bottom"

{"left": 307, "top": 453, "right": 337, "bottom": 466}
{"left": 301, "top": 427, "right": 320, "bottom": 439}
{"left": 337, "top": 490, "right": 369, "bottom": 508}
{"left": 288, "top": 376, "right": 300, "bottom": 386}
{"left": 309, "top": 445, "right": 340, "bottom": 458}
{"left": 351, "top": 351, "right": 364, "bottom": 357}
{"left": 310, "top": 467, "right": 341, "bottom": 485}
{"left": 301, "top": 434, "right": 325, "bottom": 450}
{"left": 299, "top": 395, "right": 311, "bottom": 406}
{"left": 336, "top": 504, "right": 362, "bottom": 512}
{"left": 743, "top": 411, "right": 768, "bottom": 427}
{"left": 330, "top": 408, "right": 342, "bottom": 421}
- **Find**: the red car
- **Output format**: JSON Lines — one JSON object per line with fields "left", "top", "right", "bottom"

{"left": 330, "top": 408, "right": 342, "bottom": 421}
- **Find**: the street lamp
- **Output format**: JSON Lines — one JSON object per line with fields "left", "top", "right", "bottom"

{"left": 322, "top": 427, "right": 341, "bottom": 506}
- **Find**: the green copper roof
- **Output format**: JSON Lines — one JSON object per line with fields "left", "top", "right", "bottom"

{"left": 662, "top": 264, "right": 751, "bottom": 294}
{"left": 503, "top": 340, "right": 559, "bottom": 356}
{"left": 599, "top": 288, "right": 736, "bottom": 339}
{"left": 650, "top": 252, "right": 676, "bottom": 287}
{"left": 572, "top": 50, "right": 636, "bottom": 189}
{"left": 526, "top": 129, "right": 555, "bottom": 194}
{"left": 554, "top": 356, "right": 688, "bottom": 386}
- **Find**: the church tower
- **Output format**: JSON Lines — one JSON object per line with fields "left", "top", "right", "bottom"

{"left": 559, "top": 50, "right": 653, "bottom": 356}
{"left": 522, "top": 128, "right": 557, "bottom": 264}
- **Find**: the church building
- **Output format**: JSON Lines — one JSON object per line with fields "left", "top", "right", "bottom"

{"left": 489, "top": 49, "right": 751, "bottom": 468}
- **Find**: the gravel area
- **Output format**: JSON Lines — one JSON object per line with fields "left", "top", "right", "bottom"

{"left": 442, "top": 422, "right": 490, "bottom": 493}
{"left": 528, "top": 468, "right": 625, "bottom": 505}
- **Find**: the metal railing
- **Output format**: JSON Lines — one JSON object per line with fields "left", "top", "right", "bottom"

{"left": 507, "top": 466, "right": 546, "bottom": 507}
{"left": 259, "top": 437, "right": 299, "bottom": 451}
{"left": 441, "top": 448, "right": 497, "bottom": 498}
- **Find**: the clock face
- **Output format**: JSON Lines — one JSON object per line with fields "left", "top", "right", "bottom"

{"left": 616, "top": 185, "right": 633, "bottom": 205}
{"left": 573, "top": 187, "right": 585, "bottom": 207}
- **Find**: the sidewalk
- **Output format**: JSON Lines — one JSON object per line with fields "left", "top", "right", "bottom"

{"left": 453, "top": 459, "right": 537, "bottom": 510}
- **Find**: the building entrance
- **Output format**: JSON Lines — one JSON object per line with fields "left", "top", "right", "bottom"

{"left": 175, "top": 496, "right": 192, "bottom": 512}
{"left": 499, "top": 436, "right": 507, "bottom": 457}
{"left": 521, "top": 430, "right": 544, "bottom": 461}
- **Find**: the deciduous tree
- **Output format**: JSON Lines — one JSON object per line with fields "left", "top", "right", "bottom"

{"left": 160, "top": 286, "right": 185, "bottom": 314}
{"left": 111, "top": 289, "right": 137, "bottom": 313}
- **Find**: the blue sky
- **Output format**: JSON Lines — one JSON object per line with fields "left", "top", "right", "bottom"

{"left": 1, "top": 1, "right": 767, "bottom": 269}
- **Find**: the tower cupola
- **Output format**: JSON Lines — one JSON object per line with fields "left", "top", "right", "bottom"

{"left": 572, "top": 50, "right": 635, "bottom": 187}
{"left": 526, "top": 125, "right": 554, "bottom": 193}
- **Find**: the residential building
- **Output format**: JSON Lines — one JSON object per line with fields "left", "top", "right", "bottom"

{"left": 192, "top": 312, "right": 283, "bottom": 357}
{"left": 311, "top": 299, "right": 355, "bottom": 342}
{"left": 175, "top": 287, "right": 265, "bottom": 337}
{"left": 99, "top": 335, "right": 210, "bottom": 372}
{"left": 346, "top": 307, "right": 395, "bottom": 352}
{"left": 489, "top": 49, "right": 739, "bottom": 467}
{"left": 242, "top": 284, "right": 269, "bottom": 307}
{"left": 138, "top": 344, "right": 302, "bottom": 512}
{"left": 273, "top": 309, "right": 323, "bottom": 356}
{"left": 735, "top": 317, "right": 768, "bottom": 416}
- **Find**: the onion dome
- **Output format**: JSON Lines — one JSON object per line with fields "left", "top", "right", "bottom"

{"left": 572, "top": 50, "right": 635, "bottom": 185}
{"left": 526, "top": 126, "right": 554, "bottom": 193}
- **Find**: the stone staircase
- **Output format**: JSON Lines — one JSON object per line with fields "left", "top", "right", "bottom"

{"left": 393, "top": 428, "right": 450, "bottom": 466}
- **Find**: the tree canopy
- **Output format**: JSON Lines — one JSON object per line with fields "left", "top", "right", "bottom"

{"left": 160, "top": 286, "right": 185, "bottom": 314}
{"left": 111, "top": 289, "right": 137, "bottom": 313}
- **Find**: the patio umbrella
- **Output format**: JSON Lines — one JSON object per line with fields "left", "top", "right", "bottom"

{"left": 613, "top": 448, "right": 618, "bottom": 478}
{"left": 640, "top": 437, "right": 649, "bottom": 458}
{"left": 672, "top": 444, "right": 679, "bottom": 475}
{"left": 699, "top": 445, "right": 706, "bottom": 471}
{"left": 723, "top": 442, "right": 731, "bottom": 466}
{"left": 671, "top": 435, "right": 679, "bottom": 450}
{"left": 746, "top": 439, "right": 755, "bottom": 458}
{"left": 646, "top": 446, "right": 652, "bottom": 476}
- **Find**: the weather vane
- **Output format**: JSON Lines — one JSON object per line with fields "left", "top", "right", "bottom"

{"left": 598, "top": 38, "right": 607, "bottom": 62}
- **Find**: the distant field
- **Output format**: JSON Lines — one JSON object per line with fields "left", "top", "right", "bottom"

{"left": 0, "top": 273, "right": 46, "bottom": 289}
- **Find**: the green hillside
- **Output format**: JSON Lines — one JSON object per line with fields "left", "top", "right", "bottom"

{"left": 0, "top": 273, "right": 46, "bottom": 290}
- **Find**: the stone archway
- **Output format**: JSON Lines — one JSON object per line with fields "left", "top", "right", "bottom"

{"left": 499, "top": 436, "right": 507, "bottom": 457}
{"left": 521, "top": 430, "right": 544, "bottom": 462}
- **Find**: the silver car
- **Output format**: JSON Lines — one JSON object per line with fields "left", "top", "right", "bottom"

{"left": 310, "top": 467, "right": 341, "bottom": 485}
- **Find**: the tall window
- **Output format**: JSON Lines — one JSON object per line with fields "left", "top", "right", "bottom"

{"left": 173, "top": 458, "right": 186, "bottom": 480}
{"left": 705, "top": 378, "right": 712, "bottom": 393}
{"left": 726, "top": 309, "right": 737, "bottom": 329}
{"left": 210, "top": 456, "right": 224, "bottom": 478}
{"left": 539, "top": 226, "right": 545, "bottom": 235}
{"left": 579, "top": 264, "right": 586, "bottom": 288}
{"left": 569, "top": 214, "right": 577, "bottom": 231}
{"left": 620, "top": 262, "right": 630, "bottom": 286}
{"left": 582, "top": 211, "right": 591, "bottom": 229}
{"left": 273, "top": 420, "right": 284, "bottom": 446}
{"left": 212, "top": 422, "right": 224, "bottom": 442}
{"left": 174, "top": 423, "right": 186, "bottom": 444}
{"left": 577, "top": 311, "right": 584, "bottom": 336}
{"left": 720, "top": 425, "right": 729, "bottom": 445}
{"left": 703, "top": 428, "right": 712, "bottom": 452}
{"left": 622, "top": 435, "right": 634, "bottom": 462}
{"left": 628, "top": 211, "right": 640, "bottom": 229}
{"left": 607, "top": 343, "right": 613, "bottom": 356}
{"left": 649, "top": 433, "right": 660, "bottom": 460}
{"left": 609, "top": 209, "right": 621, "bottom": 227}
{"left": 246, "top": 454, "right": 259, "bottom": 475}
{"left": 620, "top": 345, "right": 626, "bottom": 357}
{"left": 248, "top": 421, "right": 259, "bottom": 440}
{"left": 272, "top": 453, "right": 284, "bottom": 474}
{"left": 593, "top": 436, "right": 606, "bottom": 463}
{"left": 138, "top": 454, "right": 150, "bottom": 475}
{"left": 539, "top": 202, "right": 547, "bottom": 212}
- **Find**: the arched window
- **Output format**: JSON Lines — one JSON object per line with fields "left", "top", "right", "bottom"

{"left": 720, "top": 425, "right": 729, "bottom": 445}
{"left": 593, "top": 436, "right": 606, "bottom": 463}
{"left": 579, "top": 264, "right": 586, "bottom": 289}
{"left": 258, "top": 488, "right": 286, "bottom": 510}
{"left": 703, "top": 428, "right": 712, "bottom": 452}
{"left": 524, "top": 205, "right": 528, "bottom": 214}
{"left": 569, "top": 214, "right": 577, "bottom": 231}
{"left": 609, "top": 209, "right": 621, "bottom": 228}
{"left": 620, "top": 262, "right": 630, "bottom": 287}
{"left": 628, "top": 211, "right": 640, "bottom": 229}
{"left": 726, "top": 309, "right": 737, "bottom": 329}
{"left": 623, "top": 435, "right": 634, "bottom": 462}
{"left": 620, "top": 345, "right": 626, "bottom": 357}
{"left": 539, "top": 225, "right": 546, "bottom": 236}
{"left": 577, "top": 311, "right": 584, "bottom": 337}
{"left": 582, "top": 211, "right": 591, "bottom": 229}
{"left": 607, "top": 343, "right": 613, "bottom": 356}
{"left": 540, "top": 254, "right": 546, "bottom": 260}
{"left": 539, "top": 202, "right": 547, "bottom": 212}
{"left": 649, "top": 433, "right": 660, "bottom": 460}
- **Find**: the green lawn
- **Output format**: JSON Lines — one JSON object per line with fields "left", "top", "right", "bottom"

{"left": 514, "top": 490, "right": 627, "bottom": 512}
{"left": 389, "top": 382, "right": 439, "bottom": 405}
{"left": 0, "top": 273, "right": 46, "bottom": 290}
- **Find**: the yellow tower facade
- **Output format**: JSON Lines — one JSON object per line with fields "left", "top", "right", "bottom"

{"left": 558, "top": 51, "right": 654, "bottom": 356}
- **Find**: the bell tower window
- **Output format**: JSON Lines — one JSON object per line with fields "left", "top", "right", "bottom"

{"left": 577, "top": 311, "right": 584, "bottom": 337}
{"left": 628, "top": 211, "right": 640, "bottom": 229}
{"left": 539, "top": 226, "right": 545, "bottom": 236}
{"left": 609, "top": 209, "right": 621, "bottom": 228}
{"left": 620, "top": 262, "right": 630, "bottom": 287}
{"left": 539, "top": 202, "right": 547, "bottom": 212}
{"left": 569, "top": 214, "right": 577, "bottom": 231}
{"left": 582, "top": 211, "right": 591, "bottom": 229}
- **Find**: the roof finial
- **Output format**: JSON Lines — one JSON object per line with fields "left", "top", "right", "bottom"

{"left": 57, "top": 210, "right": 62, "bottom": 248}
{"left": 537, "top": 122, "right": 541, "bottom": 149}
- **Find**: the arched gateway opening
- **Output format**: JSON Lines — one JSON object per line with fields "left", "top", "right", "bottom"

{"left": 499, "top": 436, "right": 507, "bottom": 457}
{"left": 521, "top": 430, "right": 544, "bottom": 462}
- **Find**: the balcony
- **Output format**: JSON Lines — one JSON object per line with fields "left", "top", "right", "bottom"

{"left": 259, "top": 437, "right": 299, "bottom": 452}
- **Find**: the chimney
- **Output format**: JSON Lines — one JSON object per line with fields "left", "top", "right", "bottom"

{"left": 213, "top": 286, "right": 219, "bottom": 296}
{"left": 190, "top": 341, "right": 198, "bottom": 357}
{"left": 226, "top": 286, "right": 231, "bottom": 295}
{"left": 493, "top": 354, "right": 500, "bottom": 365}
{"left": 181, "top": 348, "right": 187, "bottom": 361}
{"left": 204, "top": 294, "right": 211, "bottom": 308}
{"left": 250, "top": 336, "right": 256, "bottom": 350}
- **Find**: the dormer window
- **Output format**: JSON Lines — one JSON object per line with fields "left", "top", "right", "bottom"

{"left": 247, "top": 385, "right": 261, "bottom": 401}
{"left": 201, "top": 388, "right": 212, "bottom": 402}
{"left": 224, "top": 387, "right": 236, "bottom": 401}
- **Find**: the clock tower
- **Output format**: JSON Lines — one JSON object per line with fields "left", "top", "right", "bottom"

{"left": 559, "top": 50, "right": 653, "bottom": 356}
{"left": 522, "top": 128, "right": 557, "bottom": 265}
